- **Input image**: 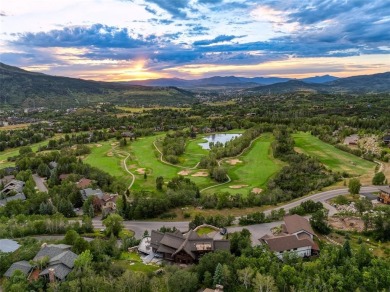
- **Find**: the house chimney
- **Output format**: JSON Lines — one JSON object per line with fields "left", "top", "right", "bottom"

{"left": 215, "top": 285, "right": 224, "bottom": 292}
{"left": 48, "top": 268, "right": 56, "bottom": 283}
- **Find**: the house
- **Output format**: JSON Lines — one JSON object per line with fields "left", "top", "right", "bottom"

{"left": 4, "top": 244, "right": 78, "bottom": 282}
{"left": 150, "top": 229, "right": 230, "bottom": 264}
{"left": 59, "top": 174, "right": 70, "bottom": 181}
{"left": 0, "top": 179, "right": 26, "bottom": 206}
{"left": 76, "top": 178, "right": 92, "bottom": 189}
{"left": 377, "top": 186, "right": 390, "bottom": 204}
{"left": 260, "top": 215, "right": 319, "bottom": 260}
{"left": 34, "top": 244, "right": 78, "bottom": 282}
{"left": 101, "top": 193, "right": 118, "bottom": 215}
{"left": 0, "top": 175, "right": 15, "bottom": 185}
{"left": 344, "top": 134, "right": 359, "bottom": 146}
{"left": 1, "top": 179, "right": 25, "bottom": 196}
{"left": 80, "top": 188, "right": 104, "bottom": 201}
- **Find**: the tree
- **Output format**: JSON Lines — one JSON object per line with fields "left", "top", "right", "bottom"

{"left": 310, "top": 209, "right": 331, "bottom": 234}
{"left": 237, "top": 267, "right": 254, "bottom": 289}
{"left": 64, "top": 229, "right": 80, "bottom": 245}
{"left": 252, "top": 272, "right": 277, "bottom": 292}
{"left": 103, "top": 213, "right": 124, "bottom": 237}
{"left": 213, "top": 263, "right": 223, "bottom": 287}
{"left": 143, "top": 172, "right": 147, "bottom": 180}
{"left": 3, "top": 270, "right": 29, "bottom": 292}
{"left": 156, "top": 176, "right": 164, "bottom": 191}
{"left": 372, "top": 172, "right": 386, "bottom": 185}
{"left": 348, "top": 178, "right": 361, "bottom": 195}
{"left": 37, "top": 163, "right": 51, "bottom": 178}
{"left": 73, "top": 237, "right": 90, "bottom": 254}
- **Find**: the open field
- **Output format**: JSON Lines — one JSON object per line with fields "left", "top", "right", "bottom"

{"left": 0, "top": 123, "right": 31, "bottom": 131}
{"left": 0, "top": 140, "right": 50, "bottom": 169}
{"left": 205, "top": 133, "right": 284, "bottom": 195}
{"left": 293, "top": 132, "right": 376, "bottom": 176}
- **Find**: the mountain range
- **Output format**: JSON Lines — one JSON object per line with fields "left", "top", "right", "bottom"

{"left": 0, "top": 62, "right": 389, "bottom": 108}
{"left": 125, "top": 74, "right": 339, "bottom": 88}
{"left": 0, "top": 63, "right": 193, "bottom": 108}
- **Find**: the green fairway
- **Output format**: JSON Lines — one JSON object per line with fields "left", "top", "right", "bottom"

{"left": 126, "top": 135, "right": 213, "bottom": 191}
{"left": 205, "top": 133, "right": 284, "bottom": 195}
{"left": 293, "top": 132, "right": 376, "bottom": 176}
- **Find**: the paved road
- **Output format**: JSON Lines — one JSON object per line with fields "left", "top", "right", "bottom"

{"left": 32, "top": 174, "right": 48, "bottom": 193}
{"left": 92, "top": 186, "right": 380, "bottom": 244}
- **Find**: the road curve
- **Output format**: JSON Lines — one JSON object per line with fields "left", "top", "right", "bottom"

{"left": 93, "top": 186, "right": 380, "bottom": 239}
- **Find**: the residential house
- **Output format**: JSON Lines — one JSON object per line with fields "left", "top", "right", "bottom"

{"left": 260, "top": 215, "right": 319, "bottom": 260}
{"left": 377, "top": 186, "right": 390, "bottom": 204}
{"left": 0, "top": 179, "right": 26, "bottom": 206}
{"left": 34, "top": 244, "right": 78, "bottom": 282}
{"left": 150, "top": 229, "right": 230, "bottom": 264}
{"left": 80, "top": 188, "right": 104, "bottom": 201}
{"left": 344, "top": 134, "right": 359, "bottom": 146}
{"left": 4, "top": 244, "right": 78, "bottom": 282}
{"left": 101, "top": 193, "right": 118, "bottom": 216}
{"left": 59, "top": 174, "right": 70, "bottom": 181}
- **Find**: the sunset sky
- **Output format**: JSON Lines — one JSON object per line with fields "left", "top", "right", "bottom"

{"left": 1, "top": 0, "right": 389, "bottom": 81}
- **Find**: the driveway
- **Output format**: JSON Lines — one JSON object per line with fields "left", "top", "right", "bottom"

{"left": 32, "top": 174, "right": 48, "bottom": 193}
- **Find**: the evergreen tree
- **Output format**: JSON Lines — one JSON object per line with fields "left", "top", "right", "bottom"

{"left": 213, "top": 263, "right": 223, "bottom": 287}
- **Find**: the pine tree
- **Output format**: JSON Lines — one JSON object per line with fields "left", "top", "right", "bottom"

{"left": 213, "top": 263, "right": 223, "bottom": 287}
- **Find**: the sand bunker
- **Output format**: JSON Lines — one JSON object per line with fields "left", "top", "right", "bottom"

{"left": 95, "top": 144, "right": 102, "bottom": 147}
{"left": 136, "top": 168, "right": 146, "bottom": 174}
{"left": 178, "top": 170, "right": 192, "bottom": 176}
{"left": 252, "top": 188, "right": 263, "bottom": 194}
{"left": 107, "top": 152, "right": 113, "bottom": 157}
{"left": 111, "top": 142, "right": 119, "bottom": 146}
{"left": 191, "top": 171, "right": 209, "bottom": 177}
{"left": 226, "top": 159, "right": 242, "bottom": 165}
{"left": 0, "top": 160, "right": 6, "bottom": 164}
{"left": 229, "top": 184, "right": 248, "bottom": 189}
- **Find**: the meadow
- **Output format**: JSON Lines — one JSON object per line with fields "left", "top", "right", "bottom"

{"left": 293, "top": 132, "right": 376, "bottom": 176}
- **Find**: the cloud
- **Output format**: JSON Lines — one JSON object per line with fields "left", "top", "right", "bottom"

{"left": 145, "top": 0, "right": 190, "bottom": 18}
{"left": 12, "top": 24, "right": 148, "bottom": 48}
{"left": 198, "top": 0, "right": 223, "bottom": 4}
{"left": 193, "top": 35, "right": 240, "bottom": 46}
{"left": 0, "top": 11, "right": 7, "bottom": 17}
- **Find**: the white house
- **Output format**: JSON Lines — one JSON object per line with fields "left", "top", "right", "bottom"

{"left": 260, "top": 215, "right": 319, "bottom": 260}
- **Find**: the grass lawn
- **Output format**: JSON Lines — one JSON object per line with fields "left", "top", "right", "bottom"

{"left": 293, "top": 132, "right": 376, "bottom": 176}
{"left": 116, "top": 252, "right": 160, "bottom": 273}
{"left": 196, "top": 227, "right": 216, "bottom": 235}
{"left": 205, "top": 133, "right": 284, "bottom": 195}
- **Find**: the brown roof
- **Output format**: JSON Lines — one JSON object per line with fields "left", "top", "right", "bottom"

{"left": 262, "top": 234, "right": 313, "bottom": 252}
{"left": 283, "top": 215, "right": 315, "bottom": 235}
{"left": 76, "top": 178, "right": 92, "bottom": 189}
{"left": 59, "top": 174, "right": 70, "bottom": 180}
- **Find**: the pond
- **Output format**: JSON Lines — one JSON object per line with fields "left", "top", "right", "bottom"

{"left": 198, "top": 133, "right": 242, "bottom": 150}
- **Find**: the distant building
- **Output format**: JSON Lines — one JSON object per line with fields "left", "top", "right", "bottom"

{"left": 4, "top": 261, "right": 33, "bottom": 278}
{"left": 260, "top": 215, "right": 319, "bottom": 259}
{"left": 383, "top": 134, "right": 390, "bottom": 145}
{"left": 344, "top": 134, "right": 359, "bottom": 146}
{"left": 150, "top": 229, "right": 230, "bottom": 264}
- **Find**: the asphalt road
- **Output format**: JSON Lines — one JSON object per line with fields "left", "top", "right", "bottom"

{"left": 92, "top": 186, "right": 380, "bottom": 244}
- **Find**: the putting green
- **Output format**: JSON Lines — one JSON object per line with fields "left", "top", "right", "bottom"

{"left": 293, "top": 132, "right": 375, "bottom": 176}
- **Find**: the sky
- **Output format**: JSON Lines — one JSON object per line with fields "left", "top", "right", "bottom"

{"left": 0, "top": 0, "right": 389, "bottom": 81}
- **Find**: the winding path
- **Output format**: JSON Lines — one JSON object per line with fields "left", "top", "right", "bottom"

{"left": 112, "top": 145, "right": 135, "bottom": 190}
{"left": 153, "top": 140, "right": 200, "bottom": 169}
